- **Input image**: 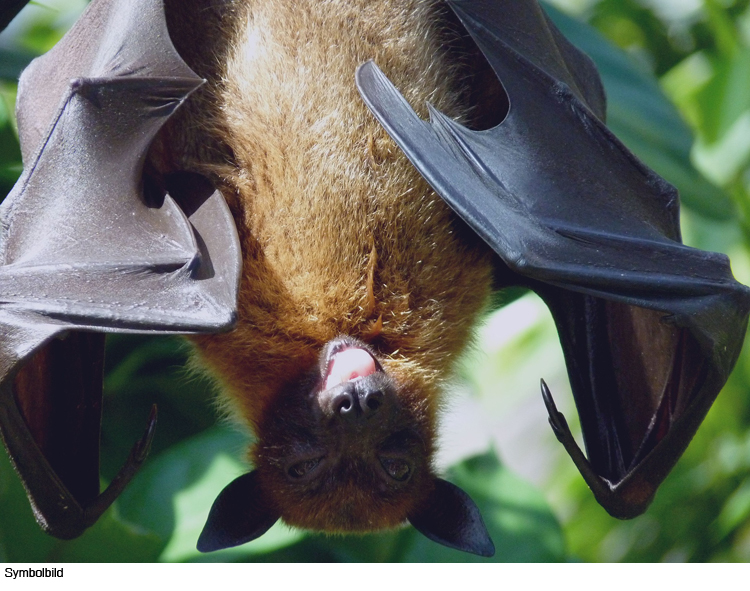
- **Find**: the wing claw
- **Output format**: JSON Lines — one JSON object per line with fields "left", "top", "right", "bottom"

{"left": 540, "top": 379, "right": 653, "bottom": 518}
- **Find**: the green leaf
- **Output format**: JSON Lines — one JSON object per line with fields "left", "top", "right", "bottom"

{"left": 53, "top": 511, "right": 163, "bottom": 563}
{"left": 544, "top": 3, "right": 735, "bottom": 220}
{"left": 705, "top": 0, "right": 742, "bottom": 58}
{"left": 0, "top": 95, "right": 21, "bottom": 197}
{"left": 695, "top": 48, "right": 750, "bottom": 144}
{"left": 715, "top": 477, "right": 750, "bottom": 539}
{"left": 0, "top": 47, "right": 35, "bottom": 80}
{"left": 693, "top": 112, "right": 750, "bottom": 186}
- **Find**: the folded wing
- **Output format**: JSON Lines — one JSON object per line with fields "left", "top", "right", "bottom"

{"left": 356, "top": 0, "right": 750, "bottom": 517}
{"left": 0, "top": 0, "right": 240, "bottom": 537}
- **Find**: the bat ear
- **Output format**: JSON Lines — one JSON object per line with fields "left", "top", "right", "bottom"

{"left": 408, "top": 478, "right": 495, "bottom": 557}
{"left": 197, "top": 470, "right": 280, "bottom": 552}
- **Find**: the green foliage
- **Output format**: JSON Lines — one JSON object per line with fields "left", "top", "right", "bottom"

{"left": 2, "top": 0, "right": 750, "bottom": 562}
{"left": 0, "top": 47, "right": 34, "bottom": 81}
{"left": 0, "top": 447, "right": 164, "bottom": 562}
{"left": 0, "top": 94, "right": 20, "bottom": 197}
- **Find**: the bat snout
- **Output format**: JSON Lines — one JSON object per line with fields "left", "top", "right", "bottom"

{"left": 316, "top": 336, "right": 396, "bottom": 422}
{"left": 318, "top": 373, "right": 394, "bottom": 422}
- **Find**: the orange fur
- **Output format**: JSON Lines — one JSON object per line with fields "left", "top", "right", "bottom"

{"left": 157, "top": 0, "right": 495, "bottom": 532}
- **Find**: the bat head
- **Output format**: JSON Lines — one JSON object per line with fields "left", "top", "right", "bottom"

{"left": 197, "top": 336, "right": 494, "bottom": 557}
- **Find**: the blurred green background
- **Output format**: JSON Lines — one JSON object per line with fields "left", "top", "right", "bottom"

{"left": 1, "top": 0, "right": 750, "bottom": 562}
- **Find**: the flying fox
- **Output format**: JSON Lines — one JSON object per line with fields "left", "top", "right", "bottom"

{"left": 0, "top": 0, "right": 747, "bottom": 558}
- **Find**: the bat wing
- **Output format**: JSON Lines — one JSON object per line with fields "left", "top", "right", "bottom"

{"left": 357, "top": 0, "right": 750, "bottom": 518}
{"left": 0, "top": 0, "right": 240, "bottom": 537}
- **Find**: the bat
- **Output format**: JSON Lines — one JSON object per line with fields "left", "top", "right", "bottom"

{"left": 0, "top": 0, "right": 748, "bottom": 559}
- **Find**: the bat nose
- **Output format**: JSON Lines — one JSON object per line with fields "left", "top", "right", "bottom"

{"left": 331, "top": 388, "right": 356, "bottom": 416}
{"left": 317, "top": 368, "right": 396, "bottom": 422}
{"left": 329, "top": 381, "right": 386, "bottom": 421}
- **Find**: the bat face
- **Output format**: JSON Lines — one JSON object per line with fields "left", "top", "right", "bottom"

{"left": 196, "top": 340, "right": 495, "bottom": 556}
{"left": 249, "top": 337, "right": 435, "bottom": 532}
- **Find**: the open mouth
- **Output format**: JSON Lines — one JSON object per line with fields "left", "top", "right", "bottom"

{"left": 321, "top": 338, "right": 380, "bottom": 391}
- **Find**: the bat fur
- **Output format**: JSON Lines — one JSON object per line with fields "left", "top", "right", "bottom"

{"left": 151, "top": 0, "right": 497, "bottom": 534}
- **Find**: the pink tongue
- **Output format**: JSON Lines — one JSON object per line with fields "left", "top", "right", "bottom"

{"left": 324, "top": 348, "right": 377, "bottom": 391}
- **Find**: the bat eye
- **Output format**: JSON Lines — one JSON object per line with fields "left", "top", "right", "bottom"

{"left": 380, "top": 457, "right": 411, "bottom": 482}
{"left": 288, "top": 458, "right": 322, "bottom": 479}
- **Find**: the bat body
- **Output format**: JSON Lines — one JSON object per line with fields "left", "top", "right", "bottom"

{"left": 160, "top": 0, "right": 494, "bottom": 432}
{"left": 159, "top": 0, "right": 497, "bottom": 554}
{"left": 1, "top": 0, "right": 748, "bottom": 558}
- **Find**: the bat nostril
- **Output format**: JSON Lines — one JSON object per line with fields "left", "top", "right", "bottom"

{"left": 363, "top": 390, "right": 383, "bottom": 414}
{"left": 333, "top": 391, "right": 355, "bottom": 416}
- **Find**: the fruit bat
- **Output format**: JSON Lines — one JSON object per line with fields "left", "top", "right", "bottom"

{"left": 0, "top": 0, "right": 748, "bottom": 559}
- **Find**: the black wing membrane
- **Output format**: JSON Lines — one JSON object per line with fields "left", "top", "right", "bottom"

{"left": 357, "top": 0, "right": 750, "bottom": 518}
{"left": 0, "top": 0, "right": 240, "bottom": 537}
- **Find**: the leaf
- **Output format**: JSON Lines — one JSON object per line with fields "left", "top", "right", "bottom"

{"left": 695, "top": 48, "right": 750, "bottom": 144}
{"left": 715, "top": 477, "right": 750, "bottom": 539}
{"left": 0, "top": 47, "right": 35, "bottom": 80}
{"left": 54, "top": 512, "right": 163, "bottom": 563}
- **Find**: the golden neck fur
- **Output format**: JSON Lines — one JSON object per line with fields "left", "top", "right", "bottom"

{"left": 156, "top": 0, "right": 494, "bottom": 431}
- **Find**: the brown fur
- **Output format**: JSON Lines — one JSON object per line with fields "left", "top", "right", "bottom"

{"left": 155, "top": 0, "right": 495, "bottom": 533}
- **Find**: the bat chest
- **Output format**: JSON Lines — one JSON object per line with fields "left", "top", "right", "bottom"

{"left": 166, "top": 0, "right": 495, "bottom": 419}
